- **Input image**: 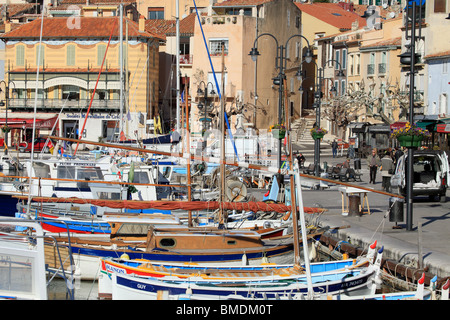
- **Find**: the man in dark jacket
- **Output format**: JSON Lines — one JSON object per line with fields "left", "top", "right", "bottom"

{"left": 367, "top": 148, "right": 381, "bottom": 184}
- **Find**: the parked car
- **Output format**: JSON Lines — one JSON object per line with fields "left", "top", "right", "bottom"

{"left": 391, "top": 150, "right": 449, "bottom": 202}
{"left": 19, "top": 137, "right": 54, "bottom": 153}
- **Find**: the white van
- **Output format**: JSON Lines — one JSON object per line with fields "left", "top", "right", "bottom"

{"left": 391, "top": 150, "right": 449, "bottom": 202}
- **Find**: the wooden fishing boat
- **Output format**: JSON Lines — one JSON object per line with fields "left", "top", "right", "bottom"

{"left": 97, "top": 240, "right": 379, "bottom": 298}
{"left": 108, "top": 258, "right": 380, "bottom": 300}
{"left": 44, "top": 223, "right": 322, "bottom": 280}
{"left": 334, "top": 272, "right": 433, "bottom": 300}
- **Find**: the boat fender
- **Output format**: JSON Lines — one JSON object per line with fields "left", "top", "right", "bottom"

{"left": 242, "top": 253, "right": 248, "bottom": 266}
{"left": 186, "top": 287, "right": 192, "bottom": 295}
{"left": 120, "top": 253, "right": 130, "bottom": 260}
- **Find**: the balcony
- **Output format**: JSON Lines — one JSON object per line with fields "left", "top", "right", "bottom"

{"left": 378, "top": 63, "right": 386, "bottom": 74}
{"left": 180, "top": 54, "right": 193, "bottom": 65}
{"left": 8, "top": 98, "right": 121, "bottom": 112}
{"left": 367, "top": 64, "right": 375, "bottom": 75}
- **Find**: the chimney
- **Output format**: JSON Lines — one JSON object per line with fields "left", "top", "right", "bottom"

{"left": 5, "top": 20, "right": 11, "bottom": 33}
{"left": 139, "top": 15, "right": 145, "bottom": 32}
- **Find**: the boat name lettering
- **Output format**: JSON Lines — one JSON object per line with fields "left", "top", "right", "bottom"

{"left": 136, "top": 284, "right": 146, "bottom": 290}
{"left": 220, "top": 304, "right": 273, "bottom": 316}
{"left": 105, "top": 264, "right": 126, "bottom": 274}
{"left": 341, "top": 277, "right": 364, "bottom": 289}
{"left": 57, "top": 162, "right": 97, "bottom": 167}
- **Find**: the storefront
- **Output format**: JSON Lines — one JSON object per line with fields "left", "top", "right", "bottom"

{"left": 0, "top": 116, "right": 59, "bottom": 147}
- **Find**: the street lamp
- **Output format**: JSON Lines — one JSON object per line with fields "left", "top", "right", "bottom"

{"left": 197, "top": 81, "right": 215, "bottom": 149}
{"left": 0, "top": 80, "right": 16, "bottom": 156}
{"left": 397, "top": 0, "right": 424, "bottom": 231}
{"left": 312, "top": 59, "right": 345, "bottom": 177}
{"left": 249, "top": 33, "right": 313, "bottom": 169}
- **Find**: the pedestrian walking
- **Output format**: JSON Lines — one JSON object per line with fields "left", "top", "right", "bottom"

{"left": 331, "top": 140, "right": 338, "bottom": 158}
{"left": 380, "top": 151, "right": 395, "bottom": 192}
{"left": 367, "top": 148, "right": 381, "bottom": 184}
{"left": 394, "top": 146, "right": 404, "bottom": 166}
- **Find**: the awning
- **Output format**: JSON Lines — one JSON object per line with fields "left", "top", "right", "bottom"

{"left": 347, "top": 122, "right": 369, "bottom": 132}
{"left": 436, "top": 124, "right": 450, "bottom": 133}
{"left": 0, "top": 117, "right": 58, "bottom": 129}
{"left": 416, "top": 120, "right": 436, "bottom": 131}
{"left": 368, "top": 125, "right": 391, "bottom": 133}
{"left": 390, "top": 121, "right": 407, "bottom": 130}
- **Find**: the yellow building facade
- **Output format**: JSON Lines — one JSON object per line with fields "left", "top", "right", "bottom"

{"left": 1, "top": 16, "right": 161, "bottom": 145}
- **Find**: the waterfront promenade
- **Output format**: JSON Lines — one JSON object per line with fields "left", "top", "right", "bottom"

{"left": 292, "top": 138, "right": 450, "bottom": 279}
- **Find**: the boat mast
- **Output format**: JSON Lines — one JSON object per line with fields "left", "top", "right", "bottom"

{"left": 175, "top": 0, "right": 180, "bottom": 131}
{"left": 219, "top": 43, "right": 226, "bottom": 226}
{"left": 119, "top": 4, "right": 124, "bottom": 136}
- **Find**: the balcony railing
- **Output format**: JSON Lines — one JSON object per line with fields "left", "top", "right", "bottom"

{"left": 180, "top": 54, "right": 193, "bottom": 65}
{"left": 367, "top": 64, "right": 375, "bottom": 75}
{"left": 8, "top": 99, "right": 121, "bottom": 111}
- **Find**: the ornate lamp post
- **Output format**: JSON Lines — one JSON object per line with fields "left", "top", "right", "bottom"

{"left": 312, "top": 60, "right": 345, "bottom": 177}
{"left": 249, "top": 33, "right": 313, "bottom": 169}
{"left": 397, "top": 0, "right": 424, "bottom": 231}
{"left": 0, "top": 80, "right": 16, "bottom": 156}
{"left": 197, "top": 81, "right": 215, "bottom": 151}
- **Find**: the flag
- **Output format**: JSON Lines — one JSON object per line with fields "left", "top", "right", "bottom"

{"left": 127, "top": 111, "right": 131, "bottom": 121}
{"left": 181, "top": 90, "right": 185, "bottom": 103}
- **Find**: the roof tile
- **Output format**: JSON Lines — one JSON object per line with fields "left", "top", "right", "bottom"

{"left": 295, "top": 3, "right": 366, "bottom": 30}
{"left": 2, "top": 16, "right": 162, "bottom": 40}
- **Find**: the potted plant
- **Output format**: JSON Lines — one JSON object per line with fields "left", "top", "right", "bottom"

{"left": 390, "top": 122, "right": 431, "bottom": 148}
{"left": 1, "top": 124, "right": 10, "bottom": 133}
{"left": 269, "top": 124, "right": 286, "bottom": 139}
{"left": 310, "top": 127, "right": 327, "bottom": 140}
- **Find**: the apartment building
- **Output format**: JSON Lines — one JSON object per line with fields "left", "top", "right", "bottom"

{"left": 188, "top": 0, "right": 307, "bottom": 134}
{"left": 1, "top": 16, "right": 162, "bottom": 145}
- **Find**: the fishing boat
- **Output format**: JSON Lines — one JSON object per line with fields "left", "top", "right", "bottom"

{"left": 107, "top": 250, "right": 381, "bottom": 300}
{"left": 43, "top": 221, "right": 320, "bottom": 280}
{"left": 17, "top": 201, "right": 182, "bottom": 235}
{"left": 333, "top": 272, "right": 433, "bottom": 300}
{"left": 97, "top": 240, "right": 379, "bottom": 298}
{"left": 0, "top": 218, "right": 48, "bottom": 300}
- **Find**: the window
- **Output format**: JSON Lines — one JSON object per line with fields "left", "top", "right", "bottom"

{"left": 335, "top": 50, "right": 340, "bottom": 69}
{"left": 334, "top": 80, "right": 339, "bottom": 96}
{"left": 341, "top": 80, "right": 346, "bottom": 95}
{"left": 16, "top": 45, "right": 24, "bottom": 67}
{"left": 67, "top": 45, "right": 75, "bottom": 66}
{"left": 349, "top": 54, "right": 354, "bottom": 75}
{"left": 62, "top": 85, "right": 79, "bottom": 100}
{"left": 342, "top": 49, "right": 347, "bottom": 69}
{"left": 207, "top": 72, "right": 226, "bottom": 94}
{"left": 209, "top": 39, "right": 228, "bottom": 56}
{"left": 97, "top": 44, "right": 106, "bottom": 66}
{"left": 356, "top": 54, "right": 361, "bottom": 75}
{"left": 148, "top": 7, "right": 164, "bottom": 19}
{"left": 36, "top": 44, "right": 44, "bottom": 67}
{"left": 434, "top": 0, "right": 446, "bottom": 12}
{"left": 118, "top": 45, "right": 127, "bottom": 66}
{"left": 225, "top": 8, "right": 251, "bottom": 15}
{"left": 379, "top": 51, "right": 387, "bottom": 74}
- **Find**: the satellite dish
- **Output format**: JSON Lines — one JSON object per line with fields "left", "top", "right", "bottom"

{"left": 382, "top": 3, "right": 388, "bottom": 8}
{"left": 389, "top": 12, "right": 396, "bottom": 18}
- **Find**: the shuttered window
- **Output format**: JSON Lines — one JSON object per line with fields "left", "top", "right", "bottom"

{"left": 67, "top": 45, "right": 75, "bottom": 66}
{"left": 36, "top": 44, "right": 44, "bottom": 67}
{"left": 97, "top": 44, "right": 106, "bottom": 66}
{"left": 16, "top": 45, "right": 24, "bottom": 66}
